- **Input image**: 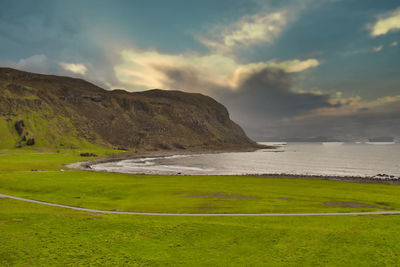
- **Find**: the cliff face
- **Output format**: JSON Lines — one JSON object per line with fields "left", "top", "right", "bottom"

{"left": 0, "top": 68, "right": 257, "bottom": 151}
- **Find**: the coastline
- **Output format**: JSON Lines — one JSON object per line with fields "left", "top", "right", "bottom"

{"left": 67, "top": 145, "right": 271, "bottom": 170}
{"left": 67, "top": 147, "right": 400, "bottom": 185}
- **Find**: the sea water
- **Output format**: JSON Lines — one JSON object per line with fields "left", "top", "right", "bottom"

{"left": 91, "top": 142, "right": 400, "bottom": 179}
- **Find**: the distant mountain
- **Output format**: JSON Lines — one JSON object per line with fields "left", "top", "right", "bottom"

{"left": 0, "top": 68, "right": 259, "bottom": 152}
{"left": 261, "top": 136, "right": 341, "bottom": 142}
{"left": 368, "top": 137, "right": 394, "bottom": 142}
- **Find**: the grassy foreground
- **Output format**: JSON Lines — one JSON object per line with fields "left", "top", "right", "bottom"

{"left": 1, "top": 199, "right": 400, "bottom": 266}
{"left": 1, "top": 150, "right": 400, "bottom": 265}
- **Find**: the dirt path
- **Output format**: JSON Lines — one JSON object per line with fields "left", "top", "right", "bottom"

{"left": 1, "top": 193, "right": 400, "bottom": 216}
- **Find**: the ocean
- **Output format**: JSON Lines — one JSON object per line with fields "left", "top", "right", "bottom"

{"left": 91, "top": 142, "right": 400, "bottom": 179}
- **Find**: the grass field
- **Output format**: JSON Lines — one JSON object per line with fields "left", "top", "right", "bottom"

{"left": 2, "top": 170, "right": 400, "bottom": 214}
{"left": 1, "top": 150, "right": 400, "bottom": 265}
{"left": 1, "top": 199, "right": 400, "bottom": 266}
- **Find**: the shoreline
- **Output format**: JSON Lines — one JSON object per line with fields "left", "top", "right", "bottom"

{"left": 67, "top": 148, "right": 400, "bottom": 185}
{"left": 68, "top": 145, "right": 271, "bottom": 169}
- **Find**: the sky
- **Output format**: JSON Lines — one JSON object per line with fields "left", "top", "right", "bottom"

{"left": 1, "top": 0, "right": 400, "bottom": 140}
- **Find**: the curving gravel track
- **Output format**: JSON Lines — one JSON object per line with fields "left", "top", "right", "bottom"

{"left": 1, "top": 193, "right": 400, "bottom": 216}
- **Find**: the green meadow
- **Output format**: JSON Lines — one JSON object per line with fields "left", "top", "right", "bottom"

{"left": 1, "top": 150, "right": 400, "bottom": 265}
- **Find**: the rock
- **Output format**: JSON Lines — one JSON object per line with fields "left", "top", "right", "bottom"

{"left": 157, "top": 143, "right": 171, "bottom": 150}
{"left": 26, "top": 138, "right": 35, "bottom": 146}
{"left": 14, "top": 120, "right": 25, "bottom": 136}
{"left": 80, "top": 152, "right": 97, "bottom": 157}
{"left": 173, "top": 143, "right": 186, "bottom": 149}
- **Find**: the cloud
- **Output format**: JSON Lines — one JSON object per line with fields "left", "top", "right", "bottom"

{"left": 342, "top": 45, "right": 385, "bottom": 56}
{"left": 1, "top": 54, "right": 52, "bottom": 74}
{"left": 369, "top": 8, "right": 400, "bottom": 37}
{"left": 196, "top": 0, "right": 336, "bottom": 54}
{"left": 59, "top": 62, "right": 88, "bottom": 75}
{"left": 115, "top": 50, "right": 236, "bottom": 91}
{"left": 16, "top": 54, "right": 49, "bottom": 70}
{"left": 114, "top": 48, "right": 320, "bottom": 92}
{"left": 262, "top": 59, "right": 320, "bottom": 72}
{"left": 222, "top": 11, "right": 288, "bottom": 47}
{"left": 221, "top": 68, "right": 337, "bottom": 118}
{"left": 198, "top": 9, "right": 289, "bottom": 52}
{"left": 373, "top": 45, "right": 383, "bottom": 52}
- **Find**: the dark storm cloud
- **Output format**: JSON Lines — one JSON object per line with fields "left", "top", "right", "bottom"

{"left": 217, "top": 68, "right": 344, "bottom": 139}
{"left": 222, "top": 68, "right": 336, "bottom": 117}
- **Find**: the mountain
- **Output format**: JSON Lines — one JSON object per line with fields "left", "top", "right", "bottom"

{"left": 368, "top": 137, "right": 394, "bottom": 142}
{"left": 0, "top": 68, "right": 259, "bottom": 152}
{"left": 261, "top": 136, "right": 342, "bottom": 142}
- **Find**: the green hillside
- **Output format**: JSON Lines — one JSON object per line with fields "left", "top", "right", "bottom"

{"left": 0, "top": 68, "right": 258, "bottom": 151}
